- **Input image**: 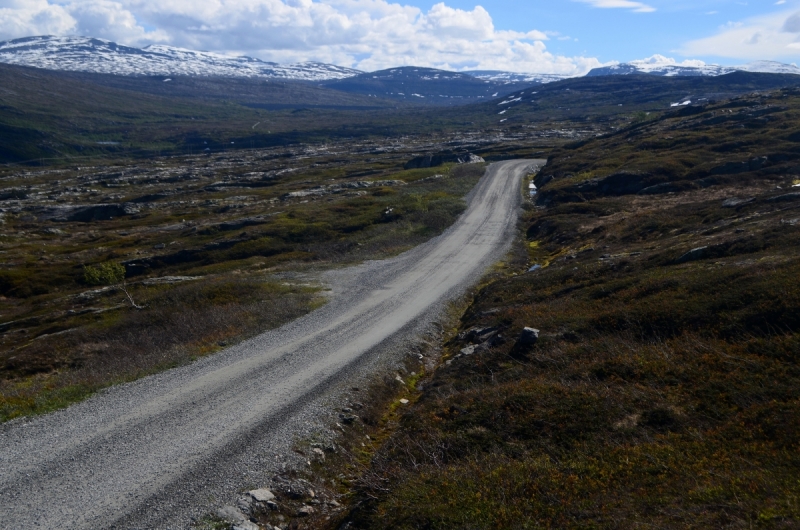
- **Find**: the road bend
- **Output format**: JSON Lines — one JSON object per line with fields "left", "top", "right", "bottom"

{"left": 0, "top": 159, "right": 544, "bottom": 529}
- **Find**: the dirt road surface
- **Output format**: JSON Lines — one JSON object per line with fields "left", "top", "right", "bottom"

{"left": 0, "top": 159, "right": 544, "bottom": 529}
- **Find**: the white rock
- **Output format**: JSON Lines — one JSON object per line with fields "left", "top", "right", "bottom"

{"left": 232, "top": 522, "right": 259, "bottom": 530}
{"left": 460, "top": 345, "right": 476, "bottom": 356}
{"left": 249, "top": 488, "right": 276, "bottom": 503}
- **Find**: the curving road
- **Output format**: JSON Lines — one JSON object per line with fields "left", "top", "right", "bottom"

{"left": 0, "top": 159, "right": 544, "bottom": 529}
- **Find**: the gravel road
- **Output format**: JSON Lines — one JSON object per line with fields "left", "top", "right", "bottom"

{"left": 0, "top": 159, "right": 544, "bottom": 529}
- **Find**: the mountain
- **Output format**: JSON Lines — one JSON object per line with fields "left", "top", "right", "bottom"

{"left": 320, "top": 67, "right": 526, "bottom": 106}
{"left": 464, "top": 70, "right": 569, "bottom": 85}
{"left": 0, "top": 35, "right": 362, "bottom": 81}
{"left": 449, "top": 71, "right": 800, "bottom": 128}
{"left": 588, "top": 54, "right": 800, "bottom": 77}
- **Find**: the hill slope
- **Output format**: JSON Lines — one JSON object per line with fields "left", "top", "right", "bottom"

{"left": 321, "top": 67, "right": 525, "bottom": 106}
{"left": 333, "top": 86, "right": 800, "bottom": 529}
{"left": 448, "top": 71, "right": 800, "bottom": 128}
{"left": 0, "top": 63, "right": 405, "bottom": 163}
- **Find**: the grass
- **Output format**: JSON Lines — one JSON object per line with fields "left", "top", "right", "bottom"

{"left": 332, "top": 87, "right": 800, "bottom": 530}
{"left": 0, "top": 277, "right": 324, "bottom": 421}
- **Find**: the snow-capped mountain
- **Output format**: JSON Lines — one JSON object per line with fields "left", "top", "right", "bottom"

{"left": 464, "top": 70, "right": 569, "bottom": 85}
{"left": 0, "top": 35, "right": 362, "bottom": 81}
{"left": 587, "top": 55, "right": 800, "bottom": 77}
{"left": 736, "top": 60, "right": 800, "bottom": 75}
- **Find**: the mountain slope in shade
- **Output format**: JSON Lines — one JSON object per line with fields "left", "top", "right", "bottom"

{"left": 0, "top": 35, "right": 362, "bottom": 81}
{"left": 320, "top": 66, "right": 526, "bottom": 106}
{"left": 588, "top": 55, "right": 800, "bottom": 77}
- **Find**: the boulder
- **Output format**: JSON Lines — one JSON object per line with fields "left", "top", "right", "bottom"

{"left": 297, "top": 505, "right": 316, "bottom": 516}
{"left": 215, "top": 505, "right": 248, "bottom": 524}
{"left": 676, "top": 246, "right": 708, "bottom": 263}
{"left": 460, "top": 326, "right": 500, "bottom": 344}
{"left": 249, "top": 488, "right": 276, "bottom": 503}
{"left": 518, "top": 327, "right": 540, "bottom": 346}
{"left": 722, "top": 197, "right": 754, "bottom": 208}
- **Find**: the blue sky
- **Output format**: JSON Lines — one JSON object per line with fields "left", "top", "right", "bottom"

{"left": 1, "top": 0, "right": 798, "bottom": 73}
{"left": 418, "top": 0, "right": 800, "bottom": 64}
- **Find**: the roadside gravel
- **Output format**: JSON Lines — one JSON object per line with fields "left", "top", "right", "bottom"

{"left": 0, "top": 159, "right": 543, "bottom": 529}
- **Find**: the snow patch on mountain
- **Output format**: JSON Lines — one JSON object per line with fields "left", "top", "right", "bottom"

{"left": 464, "top": 70, "right": 570, "bottom": 84}
{"left": 0, "top": 35, "right": 362, "bottom": 81}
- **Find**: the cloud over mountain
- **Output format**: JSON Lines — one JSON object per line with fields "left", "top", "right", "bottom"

{"left": 0, "top": 0, "right": 604, "bottom": 75}
{"left": 682, "top": 9, "right": 800, "bottom": 59}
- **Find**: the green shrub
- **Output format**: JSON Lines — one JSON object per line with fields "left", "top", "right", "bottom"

{"left": 83, "top": 262, "right": 126, "bottom": 286}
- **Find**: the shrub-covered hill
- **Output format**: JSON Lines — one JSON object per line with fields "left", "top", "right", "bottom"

{"left": 535, "top": 86, "right": 800, "bottom": 204}
{"left": 336, "top": 88, "right": 800, "bottom": 529}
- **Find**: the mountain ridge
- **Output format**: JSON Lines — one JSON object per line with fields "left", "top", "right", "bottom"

{"left": 2, "top": 36, "right": 799, "bottom": 87}
{"left": 588, "top": 54, "right": 800, "bottom": 77}
{"left": 0, "top": 35, "right": 362, "bottom": 81}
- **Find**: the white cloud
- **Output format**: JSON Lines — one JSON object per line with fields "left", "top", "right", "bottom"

{"left": 784, "top": 11, "right": 800, "bottom": 32}
{"left": 630, "top": 54, "right": 707, "bottom": 68}
{"left": 66, "top": 0, "right": 166, "bottom": 44}
{"left": 575, "top": 0, "right": 656, "bottom": 13}
{"left": 0, "top": 0, "right": 606, "bottom": 75}
{"left": 681, "top": 8, "right": 800, "bottom": 59}
{"left": 0, "top": 0, "right": 75, "bottom": 39}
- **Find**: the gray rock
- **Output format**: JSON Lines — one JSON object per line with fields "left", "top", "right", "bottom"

{"left": 215, "top": 505, "right": 248, "bottom": 524}
{"left": 249, "top": 488, "right": 276, "bottom": 503}
{"left": 676, "top": 246, "right": 708, "bottom": 263}
{"left": 518, "top": 327, "right": 540, "bottom": 346}
{"left": 297, "top": 505, "right": 316, "bottom": 516}
{"left": 722, "top": 197, "right": 754, "bottom": 208}
{"left": 339, "top": 414, "right": 357, "bottom": 424}
{"left": 237, "top": 496, "right": 253, "bottom": 513}
{"left": 460, "top": 345, "right": 476, "bottom": 356}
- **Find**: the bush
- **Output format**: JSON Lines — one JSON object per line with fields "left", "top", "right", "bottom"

{"left": 83, "top": 262, "right": 126, "bottom": 286}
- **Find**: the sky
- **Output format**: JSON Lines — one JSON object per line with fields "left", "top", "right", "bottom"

{"left": 0, "top": 0, "right": 798, "bottom": 74}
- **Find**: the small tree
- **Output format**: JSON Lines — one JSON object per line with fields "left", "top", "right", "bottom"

{"left": 83, "top": 262, "right": 144, "bottom": 310}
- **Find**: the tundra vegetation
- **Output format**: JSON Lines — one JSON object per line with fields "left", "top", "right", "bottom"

{"left": 304, "top": 87, "right": 800, "bottom": 529}
{"left": 0, "top": 138, "right": 500, "bottom": 421}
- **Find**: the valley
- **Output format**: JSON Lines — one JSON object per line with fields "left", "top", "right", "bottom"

{"left": 0, "top": 35, "right": 799, "bottom": 530}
